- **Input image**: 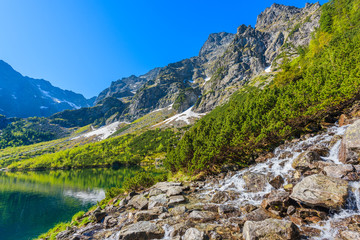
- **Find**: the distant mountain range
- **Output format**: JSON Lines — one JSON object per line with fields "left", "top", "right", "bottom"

{"left": 0, "top": 60, "right": 95, "bottom": 118}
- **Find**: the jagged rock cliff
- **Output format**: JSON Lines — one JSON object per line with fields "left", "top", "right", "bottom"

{"left": 60, "top": 3, "right": 321, "bottom": 126}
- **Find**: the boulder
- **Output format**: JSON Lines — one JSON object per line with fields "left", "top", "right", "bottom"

{"left": 128, "top": 194, "right": 148, "bottom": 210}
{"left": 243, "top": 208, "right": 272, "bottom": 222}
{"left": 183, "top": 228, "right": 206, "bottom": 240}
{"left": 242, "top": 172, "right": 268, "bottom": 192}
{"left": 166, "top": 186, "right": 183, "bottom": 197}
{"left": 261, "top": 190, "right": 290, "bottom": 217}
{"left": 168, "top": 195, "right": 185, "bottom": 205}
{"left": 148, "top": 194, "right": 167, "bottom": 209}
{"left": 339, "top": 119, "right": 360, "bottom": 164}
{"left": 269, "top": 175, "right": 284, "bottom": 189}
{"left": 118, "top": 221, "right": 164, "bottom": 240}
{"left": 291, "top": 151, "right": 321, "bottom": 172}
{"left": 134, "top": 207, "right": 166, "bottom": 221}
{"left": 153, "top": 182, "right": 182, "bottom": 192}
{"left": 187, "top": 210, "right": 217, "bottom": 222}
{"left": 171, "top": 205, "right": 187, "bottom": 216}
{"left": 290, "top": 174, "right": 348, "bottom": 210}
{"left": 243, "top": 218, "right": 300, "bottom": 240}
{"left": 149, "top": 188, "right": 163, "bottom": 197}
{"left": 323, "top": 164, "right": 359, "bottom": 181}
{"left": 340, "top": 230, "right": 360, "bottom": 240}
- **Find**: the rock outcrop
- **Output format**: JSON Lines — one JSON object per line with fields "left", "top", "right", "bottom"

{"left": 339, "top": 119, "right": 360, "bottom": 164}
{"left": 290, "top": 174, "right": 348, "bottom": 210}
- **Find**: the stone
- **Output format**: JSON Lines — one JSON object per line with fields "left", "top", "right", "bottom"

{"left": 168, "top": 195, "right": 185, "bottom": 205}
{"left": 287, "top": 205, "right": 296, "bottom": 215}
{"left": 153, "top": 182, "right": 182, "bottom": 192}
{"left": 340, "top": 230, "right": 360, "bottom": 240}
{"left": 149, "top": 188, "right": 163, "bottom": 197}
{"left": 291, "top": 151, "right": 321, "bottom": 172}
{"left": 171, "top": 206, "right": 187, "bottom": 216}
{"left": 218, "top": 205, "right": 237, "bottom": 215}
{"left": 283, "top": 184, "right": 293, "bottom": 192}
{"left": 323, "top": 164, "right": 359, "bottom": 181}
{"left": 269, "top": 175, "right": 284, "bottom": 189}
{"left": 118, "top": 221, "right": 164, "bottom": 240}
{"left": 134, "top": 207, "right": 166, "bottom": 221}
{"left": 294, "top": 208, "right": 327, "bottom": 224}
{"left": 243, "top": 218, "right": 300, "bottom": 240}
{"left": 183, "top": 228, "right": 206, "bottom": 240}
{"left": 103, "top": 216, "right": 117, "bottom": 228}
{"left": 92, "top": 209, "right": 107, "bottom": 223}
{"left": 188, "top": 210, "right": 217, "bottom": 222}
{"left": 243, "top": 208, "right": 271, "bottom": 222}
{"left": 242, "top": 172, "right": 268, "bottom": 192}
{"left": 166, "top": 186, "right": 183, "bottom": 197}
{"left": 339, "top": 119, "right": 360, "bottom": 164}
{"left": 290, "top": 174, "right": 348, "bottom": 210}
{"left": 210, "top": 191, "right": 230, "bottom": 204}
{"left": 261, "top": 190, "right": 290, "bottom": 216}
{"left": 255, "top": 152, "right": 275, "bottom": 163}
{"left": 300, "top": 226, "right": 321, "bottom": 237}
{"left": 148, "top": 194, "right": 167, "bottom": 209}
{"left": 128, "top": 194, "right": 148, "bottom": 210}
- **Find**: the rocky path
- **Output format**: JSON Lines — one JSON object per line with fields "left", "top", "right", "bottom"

{"left": 53, "top": 118, "right": 360, "bottom": 240}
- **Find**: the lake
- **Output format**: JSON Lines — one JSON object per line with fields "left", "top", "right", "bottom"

{"left": 0, "top": 167, "right": 141, "bottom": 240}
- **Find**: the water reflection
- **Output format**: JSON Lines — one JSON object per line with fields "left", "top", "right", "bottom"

{"left": 0, "top": 167, "right": 141, "bottom": 240}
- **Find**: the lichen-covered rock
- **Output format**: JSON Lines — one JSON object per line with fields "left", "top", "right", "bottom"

{"left": 339, "top": 119, "right": 360, "bottom": 164}
{"left": 323, "top": 164, "right": 359, "bottom": 181}
{"left": 243, "top": 218, "right": 300, "bottom": 240}
{"left": 183, "top": 228, "right": 206, "bottom": 240}
{"left": 261, "top": 190, "right": 290, "bottom": 216}
{"left": 291, "top": 151, "right": 321, "bottom": 172}
{"left": 148, "top": 194, "right": 167, "bottom": 209}
{"left": 290, "top": 174, "right": 348, "bottom": 210}
{"left": 118, "top": 221, "right": 164, "bottom": 240}
{"left": 128, "top": 194, "right": 148, "bottom": 210}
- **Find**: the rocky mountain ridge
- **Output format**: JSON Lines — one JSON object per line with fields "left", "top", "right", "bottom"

{"left": 72, "top": 2, "right": 321, "bottom": 126}
{"left": 0, "top": 60, "right": 95, "bottom": 118}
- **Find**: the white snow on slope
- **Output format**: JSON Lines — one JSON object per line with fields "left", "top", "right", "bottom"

{"left": 265, "top": 65, "right": 272, "bottom": 73}
{"left": 75, "top": 121, "right": 121, "bottom": 140}
{"left": 154, "top": 106, "right": 205, "bottom": 126}
{"left": 37, "top": 85, "right": 80, "bottom": 109}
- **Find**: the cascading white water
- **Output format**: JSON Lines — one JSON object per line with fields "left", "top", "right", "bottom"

{"left": 204, "top": 124, "right": 360, "bottom": 238}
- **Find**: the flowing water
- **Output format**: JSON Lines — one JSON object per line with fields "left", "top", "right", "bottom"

{"left": 0, "top": 167, "right": 141, "bottom": 240}
{"left": 204, "top": 124, "right": 360, "bottom": 238}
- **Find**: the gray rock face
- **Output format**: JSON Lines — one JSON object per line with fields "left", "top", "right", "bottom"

{"left": 183, "top": 228, "right": 206, "bottom": 240}
{"left": 339, "top": 119, "right": 360, "bottom": 164}
{"left": 323, "top": 164, "right": 360, "bottom": 181}
{"left": 118, "top": 221, "right": 164, "bottom": 240}
{"left": 148, "top": 194, "right": 167, "bottom": 209}
{"left": 243, "top": 218, "right": 300, "bottom": 240}
{"left": 128, "top": 194, "right": 148, "bottom": 210}
{"left": 199, "top": 32, "right": 235, "bottom": 62}
{"left": 290, "top": 174, "right": 348, "bottom": 210}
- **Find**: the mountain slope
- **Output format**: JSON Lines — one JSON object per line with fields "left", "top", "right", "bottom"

{"left": 166, "top": 0, "right": 360, "bottom": 173}
{"left": 0, "top": 60, "right": 94, "bottom": 118}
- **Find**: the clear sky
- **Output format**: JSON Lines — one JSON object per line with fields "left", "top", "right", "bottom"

{"left": 0, "top": 0, "right": 326, "bottom": 98}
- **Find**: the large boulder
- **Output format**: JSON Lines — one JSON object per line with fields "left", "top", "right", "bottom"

{"left": 118, "top": 221, "right": 164, "bottom": 240}
{"left": 261, "top": 190, "right": 290, "bottom": 217}
{"left": 128, "top": 194, "right": 148, "bottom": 210}
{"left": 148, "top": 194, "right": 167, "bottom": 209}
{"left": 290, "top": 174, "right": 348, "bottom": 210}
{"left": 323, "top": 164, "right": 359, "bottom": 181}
{"left": 339, "top": 119, "right": 360, "bottom": 164}
{"left": 243, "top": 218, "right": 300, "bottom": 240}
{"left": 183, "top": 228, "right": 206, "bottom": 240}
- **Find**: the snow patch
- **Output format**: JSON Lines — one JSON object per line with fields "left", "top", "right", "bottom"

{"left": 265, "top": 65, "right": 272, "bottom": 73}
{"left": 37, "top": 85, "right": 80, "bottom": 109}
{"left": 80, "top": 121, "right": 121, "bottom": 140}
{"left": 154, "top": 106, "right": 205, "bottom": 126}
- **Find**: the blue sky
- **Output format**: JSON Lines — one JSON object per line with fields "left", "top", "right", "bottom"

{"left": 0, "top": 0, "right": 326, "bottom": 98}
